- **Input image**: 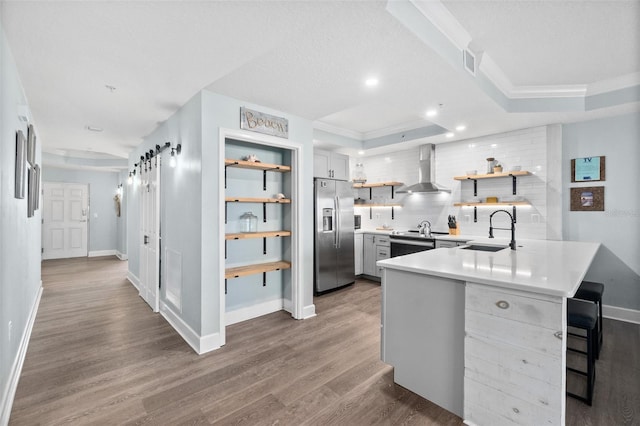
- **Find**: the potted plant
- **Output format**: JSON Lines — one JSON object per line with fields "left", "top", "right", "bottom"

{"left": 493, "top": 162, "right": 503, "bottom": 173}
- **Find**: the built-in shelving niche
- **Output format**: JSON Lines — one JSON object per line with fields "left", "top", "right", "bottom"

{"left": 224, "top": 138, "right": 292, "bottom": 322}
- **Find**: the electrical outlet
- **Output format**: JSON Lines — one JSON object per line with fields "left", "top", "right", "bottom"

{"left": 531, "top": 214, "right": 540, "bottom": 223}
{"left": 464, "top": 215, "right": 471, "bottom": 224}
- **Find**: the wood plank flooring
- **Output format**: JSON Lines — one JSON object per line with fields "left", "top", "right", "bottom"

{"left": 9, "top": 256, "right": 640, "bottom": 425}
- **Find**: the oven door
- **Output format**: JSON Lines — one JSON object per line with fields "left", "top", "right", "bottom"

{"left": 390, "top": 239, "right": 435, "bottom": 257}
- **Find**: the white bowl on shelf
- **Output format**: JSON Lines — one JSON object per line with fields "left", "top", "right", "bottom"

{"left": 510, "top": 165, "right": 522, "bottom": 171}
{"left": 465, "top": 170, "right": 477, "bottom": 176}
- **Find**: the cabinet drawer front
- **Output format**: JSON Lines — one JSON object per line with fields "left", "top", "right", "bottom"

{"left": 465, "top": 333, "right": 562, "bottom": 388}
{"left": 465, "top": 310, "right": 563, "bottom": 356}
{"left": 376, "top": 247, "right": 390, "bottom": 259}
{"left": 465, "top": 377, "right": 558, "bottom": 425}
{"left": 466, "top": 283, "right": 562, "bottom": 330}
{"left": 375, "top": 236, "right": 390, "bottom": 246}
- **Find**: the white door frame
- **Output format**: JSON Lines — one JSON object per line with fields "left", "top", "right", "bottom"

{"left": 218, "top": 128, "right": 303, "bottom": 346}
{"left": 41, "top": 182, "right": 89, "bottom": 259}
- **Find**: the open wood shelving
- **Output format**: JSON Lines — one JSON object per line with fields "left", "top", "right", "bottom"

{"left": 225, "top": 260, "right": 291, "bottom": 279}
{"left": 225, "top": 230, "right": 291, "bottom": 240}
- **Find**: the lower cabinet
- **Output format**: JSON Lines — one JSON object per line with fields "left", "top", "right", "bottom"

{"left": 363, "top": 233, "right": 389, "bottom": 280}
{"left": 363, "top": 234, "right": 377, "bottom": 277}
{"left": 464, "top": 282, "right": 565, "bottom": 425}
{"left": 355, "top": 233, "right": 363, "bottom": 275}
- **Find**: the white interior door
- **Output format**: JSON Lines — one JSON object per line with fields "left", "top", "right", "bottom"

{"left": 139, "top": 159, "right": 160, "bottom": 312}
{"left": 42, "top": 182, "right": 89, "bottom": 259}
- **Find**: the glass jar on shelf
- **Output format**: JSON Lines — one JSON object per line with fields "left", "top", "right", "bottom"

{"left": 240, "top": 211, "right": 258, "bottom": 233}
{"left": 353, "top": 163, "right": 367, "bottom": 183}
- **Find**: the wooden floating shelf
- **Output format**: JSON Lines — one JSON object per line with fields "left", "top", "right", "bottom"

{"left": 225, "top": 197, "right": 291, "bottom": 204}
{"left": 354, "top": 203, "right": 402, "bottom": 207}
{"left": 353, "top": 181, "right": 404, "bottom": 188}
{"left": 225, "top": 261, "right": 291, "bottom": 279}
{"left": 225, "top": 159, "right": 291, "bottom": 172}
{"left": 225, "top": 231, "right": 291, "bottom": 240}
{"left": 453, "top": 201, "right": 530, "bottom": 207}
{"left": 453, "top": 171, "right": 530, "bottom": 180}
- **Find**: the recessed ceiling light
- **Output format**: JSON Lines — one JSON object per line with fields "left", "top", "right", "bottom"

{"left": 426, "top": 109, "right": 438, "bottom": 118}
{"left": 365, "top": 77, "right": 379, "bottom": 87}
{"left": 358, "top": 150, "right": 365, "bottom": 155}
{"left": 87, "top": 126, "right": 103, "bottom": 132}
{"left": 445, "top": 132, "right": 454, "bottom": 138}
{"left": 455, "top": 125, "right": 466, "bottom": 131}
{"left": 491, "top": 143, "right": 497, "bottom": 148}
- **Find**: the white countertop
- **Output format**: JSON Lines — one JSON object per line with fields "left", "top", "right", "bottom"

{"left": 377, "top": 238, "right": 600, "bottom": 297}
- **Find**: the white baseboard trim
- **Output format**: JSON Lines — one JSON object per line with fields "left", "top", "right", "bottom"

{"left": 160, "top": 301, "right": 222, "bottom": 355}
{"left": 603, "top": 304, "right": 640, "bottom": 325}
{"left": 88, "top": 249, "right": 117, "bottom": 258}
{"left": 302, "top": 304, "right": 317, "bottom": 319}
{"left": 1, "top": 285, "right": 42, "bottom": 425}
{"left": 116, "top": 251, "right": 128, "bottom": 261}
{"left": 226, "top": 299, "right": 284, "bottom": 326}
{"left": 127, "top": 271, "right": 140, "bottom": 291}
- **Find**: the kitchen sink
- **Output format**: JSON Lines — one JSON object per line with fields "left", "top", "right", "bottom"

{"left": 460, "top": 244, "right": 507, "bottom": 252}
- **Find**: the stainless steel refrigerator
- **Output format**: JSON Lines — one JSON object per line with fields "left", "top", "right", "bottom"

{"left": 314, "top": 178, "right": 355, "bottom": 294}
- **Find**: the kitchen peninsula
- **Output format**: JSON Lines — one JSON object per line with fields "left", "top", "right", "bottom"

{"left": 378, "top": 239, "right": 600, "bottom": 425}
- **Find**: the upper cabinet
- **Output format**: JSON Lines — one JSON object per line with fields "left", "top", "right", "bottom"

{"left": 313, "top": 150, "right": 350, "bottom": 180}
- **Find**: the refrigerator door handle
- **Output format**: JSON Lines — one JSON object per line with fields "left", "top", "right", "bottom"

{"left": 335, "top": 196, "right": 341, "bottom": 248}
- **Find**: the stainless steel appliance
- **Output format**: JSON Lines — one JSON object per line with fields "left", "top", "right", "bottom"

{"left": 314, "top": 178, "right": 355, "bottom": 294}
{"left": 390, "top": 231, "right": 436, "bottom": 257}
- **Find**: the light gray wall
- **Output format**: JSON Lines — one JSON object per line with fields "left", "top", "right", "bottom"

{"left": 127, "top": 92, "right": 203, "bottom": 332}
{"left": 42, "top": 167, "right": 120, "bottom": 254}
{"left": 0, "top": 19, "right": 42, "bottom": 421}
{"left": 129, "top": 90, "right": 314, "bottom": 342}
{"left": 116, "top": 170, "right": 127, "bottom": 256}
{"left": 200, "top": 90, "right": 315, "bottom": 337}
{"left": 563, "top": 112, "right": 640, "bottom": 311}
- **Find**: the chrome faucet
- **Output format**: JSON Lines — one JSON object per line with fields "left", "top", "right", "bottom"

{"left": 489, "top": 209, "right": 516, "bottom": 250}
{"left": 418, "top": 220, "right": 432, "bottom": 237}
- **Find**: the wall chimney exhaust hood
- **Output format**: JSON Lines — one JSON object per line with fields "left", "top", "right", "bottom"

{"left": 396, "top": 144, "right": 451, "bottom": 193}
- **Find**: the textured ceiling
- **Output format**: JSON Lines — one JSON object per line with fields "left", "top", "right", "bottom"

{"left": 1, "top": 0, "right": 638, "bottom": 162}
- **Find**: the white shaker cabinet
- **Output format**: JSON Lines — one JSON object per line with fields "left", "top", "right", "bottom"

{"left": 363, "top": 234, "right": 377, "bottom": 277}
{"left": 314, "top": 149, "right": 350, "bottom": 181}
{"left": 355, "top": 233, "right": 363, "bottom": 275}
{"left": 363, "top": 233, "right": 389, "bottom": 280}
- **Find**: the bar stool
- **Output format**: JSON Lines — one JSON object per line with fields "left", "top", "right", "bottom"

{"left": 574, "top": 280, "right": 604, "bottom": 358}
{"left": 566, "top": 298, "right": 598, "bottom": 406}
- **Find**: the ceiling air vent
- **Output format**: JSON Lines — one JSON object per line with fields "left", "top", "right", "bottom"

{"left": 463, "top": 49, "right": 476, "bottom": 76}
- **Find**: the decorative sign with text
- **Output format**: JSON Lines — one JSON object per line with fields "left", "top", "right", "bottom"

{"left": 571, "top": 156, "right": 605, "bottom": 182}
{"left": 240, "top": 107, "right": 288, "bottom": 139}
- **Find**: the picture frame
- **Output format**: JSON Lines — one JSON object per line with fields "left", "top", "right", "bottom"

{"left": 570, "top": 186, "right": 604, "bottom": 211}
{"left": 15, "top": 130, "right": 27, "bottom": 199}
{"left": 34, "top": 164, "right": 41, "bottom": 210}
{"left": 27, "top": 124, "right": 36, "bottom": 166}
{"left": 571, "top": 156, "right": 605, "bottom": 183}
{"left": 28, "top": 165, "right": 36, "bottom": 218}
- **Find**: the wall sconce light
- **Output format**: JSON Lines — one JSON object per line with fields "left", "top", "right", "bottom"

{"left": 127, "top": 172, "right": 133, "bottom": 185}
{"left": 117, "top": 183, "right": 123, "bottom": 195}
{"left": 169, "top": 143, "right": 182, "bottom": 168}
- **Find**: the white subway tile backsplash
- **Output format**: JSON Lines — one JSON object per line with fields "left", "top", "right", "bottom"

{"left": 357, "top": 126, "right": 551, "bottom": 239}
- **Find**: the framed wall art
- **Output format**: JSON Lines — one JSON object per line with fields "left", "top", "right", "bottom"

{"left": 15, "top": 130, "right": 27, "bottom": 199}
{"left": 570, "top": 186, "right": 604, "bottom": 211}
{"left": 571, "top": 156, "right": 605, "bottom": 182}
{"left": 27, "top": 124, "right": 36, "bottom": 166}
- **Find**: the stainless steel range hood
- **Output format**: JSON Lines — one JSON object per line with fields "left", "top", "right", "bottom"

{"left": 396, "top": 144, "right": 451, "bottom": 193}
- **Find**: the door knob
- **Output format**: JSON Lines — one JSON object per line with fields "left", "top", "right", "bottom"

{"left": 144, "top": 235, "right": 149, "bottom": 245}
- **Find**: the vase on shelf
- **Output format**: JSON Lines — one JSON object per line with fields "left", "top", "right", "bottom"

{"left": 240, "top": 211, "right": 258, "bottom": 233}
{"left": 486, "top": 157, "right": 496, "bottom": 174}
